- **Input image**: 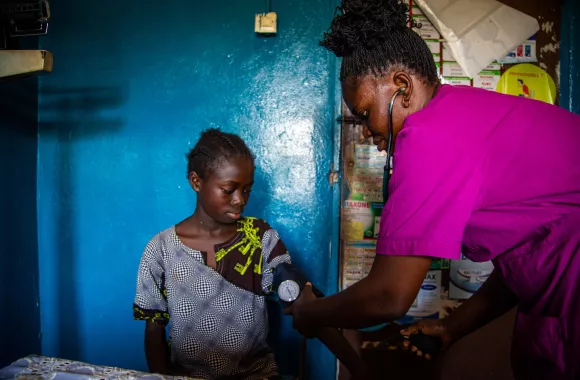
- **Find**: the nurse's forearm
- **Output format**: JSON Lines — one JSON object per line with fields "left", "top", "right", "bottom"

{"left": 443, "top": 269, "right": 518, "bottom": 344}
{"left": 302, "top": 277, "right": 400, "bottom": 329}
{"left": 302, "top": 255, "right": 432, "bottom": 329}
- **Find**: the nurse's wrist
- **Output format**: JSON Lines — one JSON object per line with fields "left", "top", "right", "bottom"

{"left": 301, "top": 298, "right": 324, "bottom": 327}
{"left": 440, "top": 317, "right": 461, "bottom": 348}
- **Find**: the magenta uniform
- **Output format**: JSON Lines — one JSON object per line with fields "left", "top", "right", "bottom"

{"left": 377, "top": 84, "right": 580, "bottom": 378}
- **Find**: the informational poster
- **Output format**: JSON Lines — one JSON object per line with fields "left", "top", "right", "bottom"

{"left": 442, "top": 77, "right": 471, "bottom": 86}
{"left": 424, "top": 39, "right": 441, "bottom": 54}
{"left": 342, "top": 201, "right": 383, "bottom": 242}
{"left": 442, "top": 61, "right": 469, "bottom": 78}
{"left": 441, "top": 49, "right": 471, "bottom": 85}
{"left": 412, "top": 5, "right": 423, "bottom": 15}
{"left": 499, "top": 38, "right": 538, "bottom": 64}
{"left": 484, "top": 62, "right": 501, "bottom": 71}
{"left": 474, "top": 70, "right": 501, "bottom": 91}
{"left": 442, "top": 43, "right": 455, "bottom": 62}
{"left": 350, "top": 144, "right": 386, "bottom": 202}
{"left": 412, "top": 15, "right": 441, "bottom": 39}
{"left": 496, "top": 63, "right": 557, "bottom": 104}
{"left": 342, "top": 245, "right": 376, "bottom": 290}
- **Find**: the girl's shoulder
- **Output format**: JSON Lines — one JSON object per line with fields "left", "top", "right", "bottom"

{"left": 148, "top": 225, "right": 178, "bottom": 245}
{"left": 237, "top": 216, "right": 269, "bottom": 234}
{"left": 237, "top": 216, "right": 278, "bottom": 239}
{"left": 142, "top": 226, "right": 180, "bottom": 257}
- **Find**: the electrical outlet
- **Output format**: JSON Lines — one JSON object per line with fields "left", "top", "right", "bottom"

{"left": 255, "top": 12, "right": 277, "bottom": 34}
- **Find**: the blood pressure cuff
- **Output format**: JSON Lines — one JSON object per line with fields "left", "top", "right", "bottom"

{"left": 272, "top": 262, "right": 325, "bottom": 300}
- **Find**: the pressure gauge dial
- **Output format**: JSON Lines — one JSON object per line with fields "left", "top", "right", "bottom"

{"left": 278, "top": 279, "right": 301, "bottom": 303}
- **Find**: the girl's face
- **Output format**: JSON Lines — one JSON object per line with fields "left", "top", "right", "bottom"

{"left": 190, "top": 156, "right": 254, "bottom": 225}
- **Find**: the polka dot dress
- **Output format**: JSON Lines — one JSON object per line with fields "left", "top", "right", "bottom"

{"left": 134, "top": 218, "right": 290, "bottom": 380}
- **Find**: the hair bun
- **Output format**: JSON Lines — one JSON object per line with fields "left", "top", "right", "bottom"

{"left": 320, "top": 0, "right": 411, "bottom": 57}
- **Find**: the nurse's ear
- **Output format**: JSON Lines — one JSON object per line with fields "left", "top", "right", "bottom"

{"left": 393, "top": 71, "right": 413, "bottom": 108}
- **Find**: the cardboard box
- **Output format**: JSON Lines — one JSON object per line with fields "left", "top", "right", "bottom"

{"left": 399, "top": 270, "right": 442, "bottom": 323}
{"left": 343, "top": 201, "right": 383, "bottom": 241}
{"left": 449, "top": 256, "right": 494, "bottom": 299}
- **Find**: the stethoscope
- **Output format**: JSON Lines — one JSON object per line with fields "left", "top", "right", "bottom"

{"left": 382, "top": 87, "right": 405, "bottom": 203}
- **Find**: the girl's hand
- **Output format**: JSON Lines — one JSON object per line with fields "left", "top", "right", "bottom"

{"left": 400, "top": 319, "right": 454, "bottom": 360}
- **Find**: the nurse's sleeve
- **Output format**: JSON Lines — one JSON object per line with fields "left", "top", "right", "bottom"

{"left": 376, "top": 126, "right": 483, "bottom": 260}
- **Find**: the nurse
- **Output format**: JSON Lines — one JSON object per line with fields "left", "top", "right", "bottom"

{"left": 286, "top": 0, "right": 580, "bottom": 378}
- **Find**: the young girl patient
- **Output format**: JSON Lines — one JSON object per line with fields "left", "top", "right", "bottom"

{"left": 133, "top": 129, "right": 365, "bottom": 380}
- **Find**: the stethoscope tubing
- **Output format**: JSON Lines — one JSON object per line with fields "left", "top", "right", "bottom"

{"left": 383, "top": 88, "right": 404, "bottom": 203}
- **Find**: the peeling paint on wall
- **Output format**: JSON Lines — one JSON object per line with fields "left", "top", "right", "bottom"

{"left": 540, "top": 42, "right": 560, "bottom": 55}
{"left": 556, "top": 60, "right": 561, "bottom": 89}
{"left": 541, "top": 21, "right": 554, "bottom": 34}
{"left": 497, "top": 3, "right": 561, "bottom": 96}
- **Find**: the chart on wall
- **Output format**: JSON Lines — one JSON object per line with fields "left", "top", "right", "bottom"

{"left": 496, "top": 63, "right": 557, "bottom": 104}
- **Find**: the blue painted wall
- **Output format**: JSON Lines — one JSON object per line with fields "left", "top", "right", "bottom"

{"left": 0, "top": 74, "right": 41, "bottom": 366}
{"left": 38, "top": 0, "right": 339, "bottom": 378}
{"left": 561, "top": 0, "right": 580, "bottom": 114}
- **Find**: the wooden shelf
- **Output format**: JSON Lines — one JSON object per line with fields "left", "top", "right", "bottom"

{"left": 0, "top": 50, "right": 53, "bottom": 79}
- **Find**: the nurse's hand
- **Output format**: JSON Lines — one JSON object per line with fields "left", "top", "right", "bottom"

{"left": 400, "top": 319, "right": 454, "bottom": 360}
{"left": 284, "top": 283, "right": 318, "bottom": 337}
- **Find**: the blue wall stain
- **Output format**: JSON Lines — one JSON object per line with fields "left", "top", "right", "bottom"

{"left": 0, "top": 74, "right": 41, "bottom": 365}
{"left": 561, "top": 0, "right": 580, "bottom": 114}
{"left": 38, "top": 0, "right": 339, "bottom": 378}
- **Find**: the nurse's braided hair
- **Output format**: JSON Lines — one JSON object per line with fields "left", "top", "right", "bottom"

{"left": 186, "top": 129, "right": 254, "bottom": 179}
{"left": 320, "top": 0, "right": 438, "bottom": 84}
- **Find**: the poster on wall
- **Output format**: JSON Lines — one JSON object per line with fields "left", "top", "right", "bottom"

{"left": 342, "top": 244, "right": 376, "bottom": 290}
{"left": 474, "top": 70, "right": 501, "bottom": 91}
{"left": 498, "top": 37, "right": 538, "bottom": 64}
{"left": 496, "top": 63, "right": 557, "bottom": 104}
{"left": 350, "top": 144, "right": 386, "bottom": 202}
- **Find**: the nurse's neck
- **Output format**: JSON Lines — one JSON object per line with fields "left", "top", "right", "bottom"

{"left": 396, "top": 73, "right": 440, "bottom": 114}
{"left": 421, "top": 82, "right": 440, "bottom": 108}
{"left": 391, "top": 72, "right": 441, "bottom": 138}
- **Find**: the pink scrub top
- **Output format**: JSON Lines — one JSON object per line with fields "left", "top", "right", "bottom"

{"left": 377, "top": 84, "right": 580, "bottom": 379}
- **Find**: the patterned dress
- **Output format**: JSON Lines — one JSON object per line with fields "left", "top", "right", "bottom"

{"left": 133, "top": 217, "right": 291, "bottom": 380}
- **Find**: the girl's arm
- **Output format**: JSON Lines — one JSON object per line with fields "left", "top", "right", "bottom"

{"left": 144, "top": 320, "right": 170, "bottom": 374}
{"left": 134, "top": 239, "right": 172, "bottom": 374}
{"left": 289, "top": 255, "right": 432, "bottom": 331}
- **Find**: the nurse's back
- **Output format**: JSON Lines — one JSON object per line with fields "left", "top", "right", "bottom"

{"left": 407, "top": 84, "right": 580, "bottom": 261}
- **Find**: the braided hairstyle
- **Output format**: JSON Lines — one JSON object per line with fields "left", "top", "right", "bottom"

{"left": 186, "top": 129, "right": 254, "bottom": 179}
{"left": 320, "top": 0, "right": 438, "bottom": 84}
